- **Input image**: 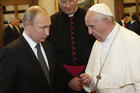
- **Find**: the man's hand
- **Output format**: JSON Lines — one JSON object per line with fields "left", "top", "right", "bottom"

{"left": 68, "top": 77, "right": 83, "bottom": 91}
{"left": 80, "top": 73, "right": 92, "bottom": 86}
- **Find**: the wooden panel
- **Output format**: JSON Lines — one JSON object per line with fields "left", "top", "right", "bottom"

{"left": 114, "top": 0, "right": 124, "bottom": 22}
{"left": 124, "top": 3, "right": 140, "bottom": 7}
{"left": 136, "top": 0, "right": 139, "bottom": 19}
{"left": 115, "top": 0, "right": 139, "bottom": 21}
{"left": 124, "top": 3, "right": 136, "bottom": 7}
{"left": 0, "top": 0, "right": 4, "bottom": 47}
{"left": 3, "top": 10, "right": 25, "bottom": 14}
{"left": 123, "top": 0, "right": 139, "bottom": 20}
{"left": 0, "top": 0, "right": 39, "bottom": 48}
{"left": 1, "top": 0, "right": 31, "bottom": 5}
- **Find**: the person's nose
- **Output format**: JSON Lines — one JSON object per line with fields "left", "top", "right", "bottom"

{"left": 65, "top": 1, "right": 71, "bottom": 8}
{"left": 88, "top": 28, "right": 93, "bottom": 35}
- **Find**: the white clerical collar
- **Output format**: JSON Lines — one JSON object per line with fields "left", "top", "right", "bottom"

{"left": 68, "top": 7, "right": 78, "bottom": 17}
{"left": 121, "top": 20, "right": 124, "bottom": 24}
{"left": 121, "top": 20, "right": 125, "bottom": 27}
{"left": 68, "top": 14, "right": 74, "bottom": 17}
{"left": 22, "top": 31, "right": 37, "bottom": 49}
{"left": 104, "top": 22, "right": 119, "bottom": 43}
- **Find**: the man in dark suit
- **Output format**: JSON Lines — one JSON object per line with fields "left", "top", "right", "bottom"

{"left": 0, "top": 6, "right": 61, "bottom": 93}
{"left": 3, "top": 18, "right": 22, "bottom": 46}
{"left": 118, "top": 14, "right": 129, "bottom": 27}
{"left": 126, "top": 14, "right": 140, "bottom": 35}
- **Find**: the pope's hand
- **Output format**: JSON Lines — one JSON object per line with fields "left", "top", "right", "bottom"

{"left": 80, "top": 73, "right": 92, "bottom": 86}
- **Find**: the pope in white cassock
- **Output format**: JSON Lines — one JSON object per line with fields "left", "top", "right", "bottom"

{"left": 80, "top": 3, "right": 140, "bottom": 93}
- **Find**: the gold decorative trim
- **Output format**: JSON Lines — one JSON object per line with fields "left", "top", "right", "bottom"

{"left": 55, "top": 0, "right": 59, "bottom": 12}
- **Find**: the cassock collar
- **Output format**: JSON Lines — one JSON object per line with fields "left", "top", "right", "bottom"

{"left": 103, "top": 23, "right": 120, "bottom": 44}
{"left": 61, "top": 7, "right": 81, "bottom": 19}
{"left": 68, "top": 7, "right": 78, "bottom": 17}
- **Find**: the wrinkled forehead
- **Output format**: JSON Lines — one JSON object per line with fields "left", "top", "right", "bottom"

{"left": 85, "top": 11, "right": 102, "bottom": 24}
{"left": 85, "top": 11, "right": 95, "bottom": 20}
{"left": 86, "top": 11, "right": 104, "bottom": 19}
{"left": 34, "top": 13, "right": 50, "bottom": 22}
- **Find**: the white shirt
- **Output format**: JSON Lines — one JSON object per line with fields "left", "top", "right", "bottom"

{"left": 131, "top": 20, "right": 136, "bottom": 24}
{"left": 121, "top": 20, "right": 125, "bottom": 27}
{"left": 22, "top": 31, "right": 50, "bottom": 70}
{"left": 8, "top": 24, "right": 13, "bottom": 28}
{"left": 84, "top": 23, "right": 140, "bottom": 93}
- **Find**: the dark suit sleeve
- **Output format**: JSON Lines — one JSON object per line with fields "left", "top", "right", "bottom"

{"left": 136, "top": 21, "right": 140, "bottom": 35}
{"left": 0, "top": 48, "right": 6, "bottom": 62}
{"left": 0, "top": 48, "right": 16, "bottom": 93}
{"left": 126, "top": 21, "right": 140, "bottom": 35}
{"left": 3, "top": 27, "right": 11, "bottom": 46}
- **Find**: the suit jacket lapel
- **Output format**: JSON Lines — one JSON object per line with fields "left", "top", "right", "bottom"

{"left": 18, "top": 36, "right": 50, "bottom": 83}
{"left": 19, "top": 36, "right": 37, "bottom": 60}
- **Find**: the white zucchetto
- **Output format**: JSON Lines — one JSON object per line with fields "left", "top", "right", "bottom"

{"left": 89, "top": 3, "right": 114, "bottom": 17}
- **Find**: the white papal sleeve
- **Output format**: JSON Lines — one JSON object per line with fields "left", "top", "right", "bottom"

{"left": 135, "top": 82, "right": 140, "bottom": 93}
{"left": 83, "top": 80, "right": 96, "bottom": 93}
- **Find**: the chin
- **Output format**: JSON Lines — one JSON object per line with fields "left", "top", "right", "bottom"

{"left": 64, "top": 11, "right": 73, "bottom": 15}
{"left": 40, "top": 39, "right": 46, "bottom": 43}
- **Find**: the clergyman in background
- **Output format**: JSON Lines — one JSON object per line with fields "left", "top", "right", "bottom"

{"left": 49, "top": 0, "right": 95, "bottom": 93}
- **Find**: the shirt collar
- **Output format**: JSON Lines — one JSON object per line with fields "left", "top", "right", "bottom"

{"left": 22, "top": 31, "right": 37, "bottom": 49}
{"left": 131, "top": 20, "right": 136, "bottom": 24}
{"left": 9, "top": 24, "right": 13, "bottom": 28}
{"left": 68, "top": 6, "right": 78, "bottom": 17}
{"left": 121, "top": 20, "right": 124, "bottom": 24}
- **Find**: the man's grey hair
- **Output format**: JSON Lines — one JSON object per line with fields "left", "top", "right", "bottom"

{"left": 22, "top": 6, "right": 48, "bottom": 27}
{"left": 99, "top": 13, "right": 115, "bottom": 24}
{"left": 8, "top": 17, "right": 19, "bottom": 24}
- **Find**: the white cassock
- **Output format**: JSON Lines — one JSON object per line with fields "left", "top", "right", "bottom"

{"left": 84, "top": 23, "right": 140, "bottom": 93}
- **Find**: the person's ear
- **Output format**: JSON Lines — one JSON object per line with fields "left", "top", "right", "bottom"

{"left": 24, "top": 21, "right": 31, "bottom": 31}
{"left": 103, "top": 17, "right": 110, "bottom": 28}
